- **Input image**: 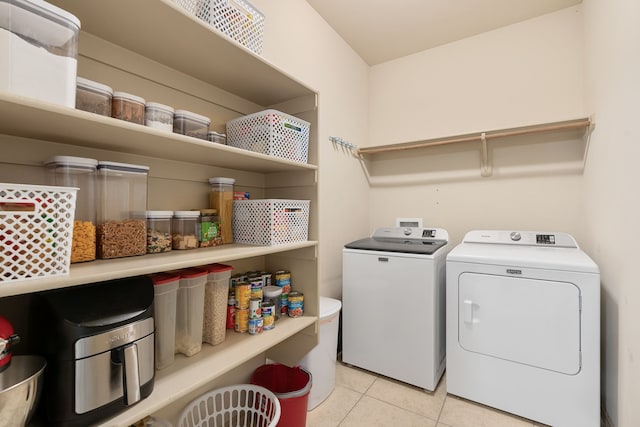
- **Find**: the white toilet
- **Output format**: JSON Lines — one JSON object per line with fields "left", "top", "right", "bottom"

{"left": 299, "top": 296, "right": 342, "bottom": 410}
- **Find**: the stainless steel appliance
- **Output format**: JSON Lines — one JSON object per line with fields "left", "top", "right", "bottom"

{"left": 32, "top": 276, "right": 155, "bottom": 427}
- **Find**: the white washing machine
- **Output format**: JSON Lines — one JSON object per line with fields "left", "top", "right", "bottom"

{"left": 342, "top": 227, "right": 450, "bottom": 391}
{"left": 446, "top": 230, "right": 600, "bottom": 427}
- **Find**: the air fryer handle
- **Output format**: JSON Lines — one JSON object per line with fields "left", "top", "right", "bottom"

{"left": 123, "top": 343, "right": 141, "bottom": 405}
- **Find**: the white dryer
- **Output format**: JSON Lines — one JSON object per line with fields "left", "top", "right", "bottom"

{"left": 446, "top": 230, "right": 600, "bottom": 427}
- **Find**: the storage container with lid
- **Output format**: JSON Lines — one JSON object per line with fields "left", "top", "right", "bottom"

{"left": 44, "top": 156, "right": 97, "bottom": 263}
{"left": 174, "top": 268, "right": 208, "bottom": 357}
{"left": 172, "top": 211, "right": 199, "bottom": 250}
{"left": 75, "top": 77, "right": 113, "bottom": 116}
{"left": 208, "top": 177, "right": 235, "bottom": 244}
{"left": 145, "top": 101, "right": 174, "bottom": 132}
{"left": 112, "top": 91, "right": 145, "bottom": 124}
{"left": 96, "top": 161, "right": 149, "bottom": 259}
{"left": 0, "top": 0, "right": 80, "bottom": 108}
{"left": 207, "top": 131, "right": 227, "bottom": 144}
{"left": 196, "top": 208, "right": 221, "bottom": 248}
{"left": 146, "top": 210, "right": 173, "bottom": 254}
{"left": 199, "top": 263, "right": 233, "bottom": 346}
{"left": 263, "top": 285, "right": 283, "bottom": 319}
{"left": 150, "top": 272, "right": 180, "bottom": 370}
{"left": 173, "top": 110, "right": 210, "bottom": 139}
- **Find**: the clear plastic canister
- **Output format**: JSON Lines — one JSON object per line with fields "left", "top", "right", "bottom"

{"left": 263, "top": 285, "right": 283, "bottom": 320}
{"left": 199, "top": 263, "right": 233, "bottom": 345}
{"left": 145, "top": 101, "right": 174, "bottom": 132}
{"left": 146, "top": 210, "right": 173, "bottom": 254}
{"left": 76, "top": 77, "right": 113, "bottom": 116}
{"left": 44, "top": 156, "right": 97, "bottom": 263}
{"left": 208, "top": 177, "right": 235, "bottom": 244}
{"left": 173, "top": 110, "right": 210, "bottom": 139}
{"left": 175, "top": 268, "right": 208, "bottom": 357}
{"left": 0, "top": 0, "right": 80, "bottom": 108}
{"left": 112, "top": 91, "right": 145, "bottom": 124}
{"left": 96, "top": 161, "right": 149, "bottom": 259}
{"left": 172, "top": 211, "right": 199, "bottom": 250}
{"left": 150, "top": 272, "right": 180, "bottom": 370}
{"left": 207, "top": 131, "right": 227, "bottom": 144}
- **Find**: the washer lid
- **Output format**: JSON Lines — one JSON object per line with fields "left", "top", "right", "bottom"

{"left": 345, "top": 227, "right": 448, "bottom": 255}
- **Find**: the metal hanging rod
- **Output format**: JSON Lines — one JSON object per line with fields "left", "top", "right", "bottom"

{"left": 357, "top": 118, "right": 592, "bottom": 155}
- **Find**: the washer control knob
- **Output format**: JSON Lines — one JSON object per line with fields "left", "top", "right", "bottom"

{"left": 404, "top": 228, "right": 412, "bottom": 236}
{"left": 510, "top": 232, "right": 522, "bottom": 241}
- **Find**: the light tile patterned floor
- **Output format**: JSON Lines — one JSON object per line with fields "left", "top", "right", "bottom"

{"left": 306, "top": 362, "right": 548, "bottom": 427}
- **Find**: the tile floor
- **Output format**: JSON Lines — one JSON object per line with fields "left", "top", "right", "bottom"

{"left": 306, "top": 361, "right": 548, "bottom": 427}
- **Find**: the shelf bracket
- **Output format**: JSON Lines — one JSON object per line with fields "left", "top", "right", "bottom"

{"left": 480, "top": 132, "right": 493, "bottom": 177}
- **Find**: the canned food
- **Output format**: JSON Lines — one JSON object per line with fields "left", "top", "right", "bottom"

{"left": 275, "top": 270, "right": 291, "bottom": 293}
{"left": 226, "top": 299, "right": 236, "bottom": 329}
{"left": 261, "top": 271, "right": 272, "bottom": 287}
{"left": 279, "top": 293, "right": 289, "bottom": 316}
{"left": 230, "top": 274, "right": 243, "bottom": 288}
{"left": 262, "top": 302, "right": 275, "bottom": 330}
{"left": 234, "top": 308, "right": 248, "bottom": 333}
{"left": 249, "top": 275, "right": 263, "bottom": 300}
{"left": 235, "top": 282, "right": 250, "bottom": 309}
{"left": 288, "top": 291, "right": 304, "bottom": 318}
{"left": 249, "top": 298, "right": 262, "bottom": 319}
{"left": 248, "top": 317, "right": 264, "bottom": 335}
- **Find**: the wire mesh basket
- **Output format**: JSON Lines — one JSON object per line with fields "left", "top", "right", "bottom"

{"left": 0, "top": 183, "right": 78, "bottom": 283}
{"left": 233, "top": 199, "right": 310, "bottom": 246}
{"left": 177, "top": 384, "right": 281, "bottom": 427}
{"left": 172, "top": 0, "right": 265, "bottom": 54}
{"left": 226, "top": 110, "right": 310, "bottom": 164}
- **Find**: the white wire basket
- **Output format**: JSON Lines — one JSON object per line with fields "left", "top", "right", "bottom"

{"left": 177, "top": 384, "right": 281, "bottom": 427}
{"left": 233, "top": 199, "right": 310, "bottom": 246}
{"left": 226, "top": 109, "right": 310, "bottom": 164}
{"left": 0, "top": 183, "right": 78, "bottom": 283}
{"left": 171, "top": 0, "right": 265, "bottom": 55}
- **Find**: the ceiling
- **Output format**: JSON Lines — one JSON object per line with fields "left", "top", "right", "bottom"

{"left": 305, "top": 0, "right": 582, "bottom": 66}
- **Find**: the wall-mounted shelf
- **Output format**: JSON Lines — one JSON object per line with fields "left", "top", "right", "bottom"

{"left": 357, "top": 118, "right": 592, "bottom": 177}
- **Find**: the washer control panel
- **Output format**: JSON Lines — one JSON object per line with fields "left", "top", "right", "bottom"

{"left": 463, "top": 230, "right": 578, "bottom": 248}
{"left": 372, "top": 227, "right": 448, "bottom": 241}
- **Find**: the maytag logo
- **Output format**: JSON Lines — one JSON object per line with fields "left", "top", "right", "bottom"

{"left": 507, "top": 269, "right": 522, "bottom": 275}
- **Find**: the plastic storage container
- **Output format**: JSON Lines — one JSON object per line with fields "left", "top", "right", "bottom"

{"left": 208, "top": 177, "right": 235, "bottom": 244}
{"left": 0, "top": 0, "right": 80, "bottom": 108}
{"left": 175, "top": 268, "right": 207, "bottom": 357}
{"left": 207, "top": 131, "right": 227, "bottom": 144}
{"left": 199, "top": 263, "right": 233, "bottom": 345}
{"left": 173, "top": 110, "right": 210, "bottom": 139}
{"left": 96, "top": 161, "right": 149, "bottom": 259}
{"left": 75, "top": 77, "right": 113, "bottom": 116}
{"left": 145, "top": 101, "right": 174, "bottom": 132}
{"left": 45, "top": 156, "right": 97, "bottom": 263}
{"left": 263, "top": 286, "right": 283, "bottom": 320}
{"left": 196, "top": 208, "right": 221, "bottom": 247}
{"left": 172, "top": 211, "right": 199, "bottom": 250}
{"left": 298, "top": 297, "right": 342, "bottom": 410}
{"left": 146, "top": 210, "right": 173, "bottom": 254}
{"left": 150, "top": 272, "right": 180, "bottom": 370}
{"left": 112, "top": 91, "right": 145, "bottom": 124}
{"left": 250, "top": 364, "right": 312, "bottom": 427}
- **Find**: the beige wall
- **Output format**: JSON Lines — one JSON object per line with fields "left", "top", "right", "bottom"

{"left": 366, "top": 6, "right": 588, "bottom": 246}
{"left": 252, "top": 0, "right": 370, "bottom": 299}
{"left": 583, "top": 0, "right": 640, "bottom": 425}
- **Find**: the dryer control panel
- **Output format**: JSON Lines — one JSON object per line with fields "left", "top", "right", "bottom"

{"left": 462, "top": 230, "right": 578, "bottom": 248}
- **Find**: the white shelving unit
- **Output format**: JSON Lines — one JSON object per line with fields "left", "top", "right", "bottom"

{"left": 0, "top": 1, "right": 319, "bottom": 425}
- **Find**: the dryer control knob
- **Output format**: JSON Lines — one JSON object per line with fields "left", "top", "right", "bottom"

{"left": 404, "top": 228, "right": 412, "bottom": 236}
{"left": 510, "top": 232, "right": 522, "bottom": 241}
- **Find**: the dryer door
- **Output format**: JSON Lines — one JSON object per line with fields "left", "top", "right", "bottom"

{"left": 458, "top": 273, "right": 581, "bottom": 375}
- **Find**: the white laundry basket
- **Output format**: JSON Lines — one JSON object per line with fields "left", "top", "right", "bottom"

{"left": 177, "top": 384, "right": 280, "bottom": 427}
{"left": 298, "top": 297, "right": 342, "bottom": 410}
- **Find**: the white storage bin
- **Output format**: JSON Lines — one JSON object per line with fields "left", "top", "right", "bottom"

{"left": 232, "top": 199, "right": 310, "bottom": 245}
{"left": 0, "top": 183, "right": 78, "bottom": 283}
{"left": 226, "top": 109, "right": 310, "bottom": 164}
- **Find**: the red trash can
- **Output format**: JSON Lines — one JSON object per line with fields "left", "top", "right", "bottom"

{"left": 250, "top": 364, "right": 312, "bottom": 427}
